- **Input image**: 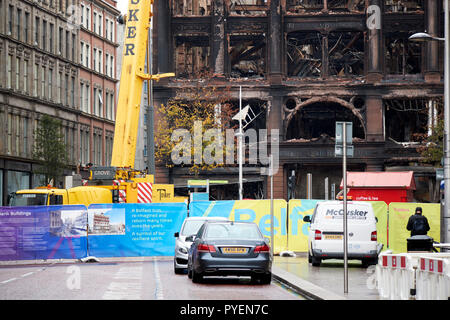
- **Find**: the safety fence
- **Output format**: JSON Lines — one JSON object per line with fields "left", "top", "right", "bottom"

{"left": 0, "top": 199, "right": 442, "bottom": 261}
{"left": 189, "top": 199, "right": 441, "bottom": 254}
{"left": 377, "top": 252, "right": 450, "bottom": 300}
{"left": 0, "top": 203, "right": 187, "bottom": 261}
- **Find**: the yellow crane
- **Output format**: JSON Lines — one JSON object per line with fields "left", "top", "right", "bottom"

{"left": 9, "top": 0, "right": 182, "bottom": 206}
{"left": 89, "top": 0, "right": 180, "bottom": 204}
{"left": 112, "top": 0, "right": 173, "bottom": 168}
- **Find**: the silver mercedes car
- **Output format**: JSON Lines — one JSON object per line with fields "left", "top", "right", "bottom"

{"left": 174, "top": 216, "right": 228, "bottom": 274}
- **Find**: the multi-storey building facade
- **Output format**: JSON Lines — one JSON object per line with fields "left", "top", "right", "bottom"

{"left": 152, "top": 0, "right": 444, "bottom": 201}
{"left": 0, "top": 0, "right": 120, "bottom": 205}
{"left": 78, "top": 0, "right": 119, "bottom": 168}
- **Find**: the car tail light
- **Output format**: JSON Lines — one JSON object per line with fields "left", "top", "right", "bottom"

{"left": 314, "top": 230, "right": 322, "bottom": 240}
{"left": 197, "top": 243, "right": 216, "bottom": 253}
{"left": 254, "top": 244, "right": 270, "bottom": 253}
{"left": 371, "top": 231, "right": 377, "bottom": 241}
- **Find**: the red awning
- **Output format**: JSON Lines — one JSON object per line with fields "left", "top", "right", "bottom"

{"left": 340, "top": 171, "right": 416, "bottom": 190}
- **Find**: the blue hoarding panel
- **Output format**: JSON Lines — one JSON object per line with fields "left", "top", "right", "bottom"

{"left": 188, "top": 200, "right": 235, "bottom": 218}
{"left": 0, "top": 202, "right": 187, "bottom": 260}
{"left": 87, "top": 203, "right": 187, "bottom": 257}
{"left": 0, "top": 205, "right": 88, "bottom": 260}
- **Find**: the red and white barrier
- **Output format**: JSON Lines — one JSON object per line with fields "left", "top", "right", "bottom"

{"left": 113, "top": 179, "right": 127, "bottom": 203}
{"left": 377, "top": 252, "right": 450, "bottom": 300}
{"left": 415, "top": 257, "right": 449, "bottom": 300}
{"left": 377, "top": 253, "right": 414, "bottom": 300}
{"left": 137, "top": 182, "right": 153, "bottom": 203}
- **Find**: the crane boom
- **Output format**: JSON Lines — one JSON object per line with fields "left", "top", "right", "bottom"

{"left": 111, "top": 0, "right": 173, "bottom": 168}
{"left": 85, "top": 0, "right": 178, "bottom": 204}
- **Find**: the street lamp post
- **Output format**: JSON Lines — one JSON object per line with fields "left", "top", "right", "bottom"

{"left": 409, "top": 1, "right": 450, "bottom": 247}
{"left": 238, "top": 86, "right": 243, "bottom": 200}
{"left": 445, "top": 0, "right": 450, "bottom": 249}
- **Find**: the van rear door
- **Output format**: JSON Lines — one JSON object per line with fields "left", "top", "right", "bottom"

{"left": 345, "top": 203, "right": 375, "bottom": 244}
{"left": 314, "top": 202, "right": 376, "bottom": 249}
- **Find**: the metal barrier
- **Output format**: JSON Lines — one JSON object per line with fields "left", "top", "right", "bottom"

{"left": 377, "top": 251, "right": 450, "bottom": 300}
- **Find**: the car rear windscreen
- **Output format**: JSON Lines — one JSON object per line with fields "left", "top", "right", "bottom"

{"left": 205, "top": 223, "right": 263, "bottom": 240}
{"left": 181, "top": 220, "right": 207, "bottom": 236}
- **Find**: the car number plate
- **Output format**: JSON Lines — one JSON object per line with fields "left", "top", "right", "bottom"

{"left": 324, "top": 234, "right": 343, "bottom": 240}
{"left": 222, "top": 247, "right": 247, "bottom": 254}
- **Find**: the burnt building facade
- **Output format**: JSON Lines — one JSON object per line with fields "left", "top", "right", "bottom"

{"left": 151, "top": 0, "right": 444, "bottom": 202}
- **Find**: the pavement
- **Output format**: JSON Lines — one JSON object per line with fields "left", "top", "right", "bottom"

{"left": 273, "top": 253, "right": 381, "bottom": 300}
{"left": 0, "top": 253, "right": 380, "bottom": 300}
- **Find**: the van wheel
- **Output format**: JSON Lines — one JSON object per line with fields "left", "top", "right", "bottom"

{"left": 311, "top": 256, "right": 321, "bottom": 267}
{"left": 308, "top": 252, "right": 312, "bottom": 263}
{"left": 362, "top": 258, "right": 378, "bottom": 268}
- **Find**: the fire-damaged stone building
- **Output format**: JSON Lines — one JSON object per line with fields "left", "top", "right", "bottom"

{"left": 150, "top": 0, "right": 444, "bottom": 202}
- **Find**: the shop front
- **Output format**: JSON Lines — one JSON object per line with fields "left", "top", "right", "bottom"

{"left": 0, "top": 160, "right": 45, "bottom": 206}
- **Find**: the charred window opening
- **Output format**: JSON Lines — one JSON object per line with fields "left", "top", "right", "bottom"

{"left": 384, "top": 99, "right": 428, "bottom": 142}
{"left": 286, "top": 101, "right": 365, "bottom": 141}
{"left": 287, "top": 0, "right": 324, "bottom": 12}
{"left": 172, "top": 0, "right": 211, "bottom": 16}
{"left": 230, "top": 99, "right": 267, "bottom": 131}
{"left": 287, "top": 32, "right": 322, "bottom": 78}
{"left": 229, "top": 0, "right": 268, "bottom": 16}
{"left": 352, "top": 96, "right": 366, "bottom": 109}
{"left": 229, "top": 34, "right": 266, "bottom": 78}
{"left": 426, "top": 99, "right": 443, "bottom": 137}
{"left": 384, "top": 0, "right": 423, "bottom": 13}
{"left": 328, "top": 31, "right": 365, "bottom": 77}
{"left": 286, "top": 0, "right": 365, "bottom": 13}
{"left": 385, "top": 34, "right": 422, "bottom": 75}
{"left": 287, "top": 31, "right": 364, "bottom": 78}
{"left": 285, "top": 98, "right": 297, "bottom": 110}
{"left": 229, "top": 100, "right": 267, "bottom": 165}
{"left": 175, "top": 36, "right": 210, "bottom": 78}
{"left": 328, "top": 0, "right": 366, "bottom": 11}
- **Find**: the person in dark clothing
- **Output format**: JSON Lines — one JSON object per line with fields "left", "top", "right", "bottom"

{"left": 406, "top": 207, "right": 430, "bottom": 236}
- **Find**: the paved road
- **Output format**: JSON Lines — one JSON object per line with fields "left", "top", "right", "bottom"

{"left": 274, "top": 254, "right": 380, "bottom": 300}
{"left": 0, "top": 258, "right": 303, "bottom": 300}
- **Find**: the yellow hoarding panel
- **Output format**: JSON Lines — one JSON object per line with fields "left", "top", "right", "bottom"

{"left": 229, "top": 200, "right": 288, "bottom": 254}
{"left": 369, "top": 201, "right": 388, "bottom": 251}
{"left": 287, "top": 199, "right": 323, "bottom": 252}
{"left": 388, "top": 202, "right": 441, "bottom": 253}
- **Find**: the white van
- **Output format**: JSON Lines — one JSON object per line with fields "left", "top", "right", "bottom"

{"left": 303, "top": 201, "right": 379, "bottom": 267}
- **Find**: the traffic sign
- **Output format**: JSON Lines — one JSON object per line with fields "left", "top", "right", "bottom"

{"left": 436, "top": 168, "right": 444, "bottom": 181}
{"left": 335, "top": 145, "right": 354, "bottom": 157}
{"left": 335, "top": 122, "right": 353, "bottom": 145}
{"left": 335, "top": 122, "right": 353, "bottom": 158}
